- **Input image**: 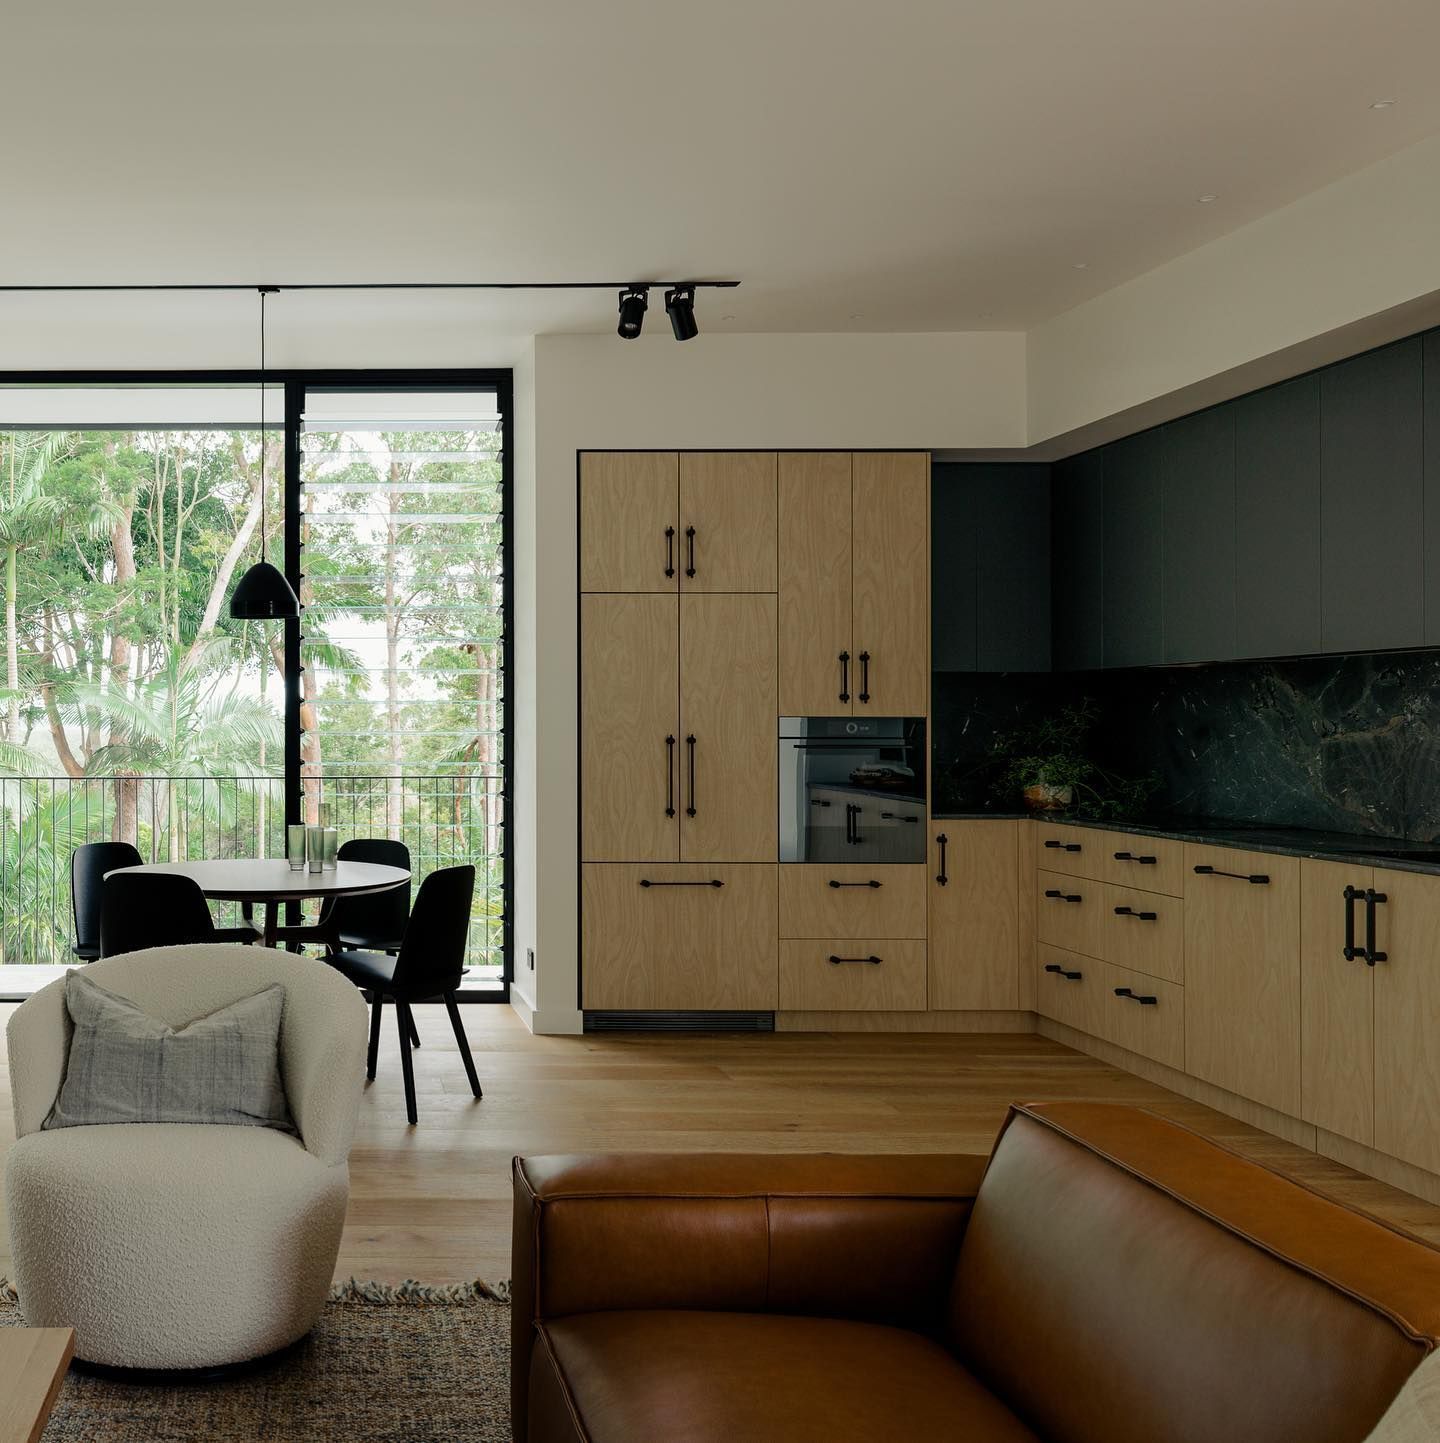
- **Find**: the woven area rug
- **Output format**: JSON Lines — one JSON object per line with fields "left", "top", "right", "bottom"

{"left": 0, "top": 1279, "right": 511, "bottom": 1442}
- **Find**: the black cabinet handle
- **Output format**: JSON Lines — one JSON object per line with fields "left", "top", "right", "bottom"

{"left": 664, "top": 734, "right": 676, "bottom": 818}
{"left": 829, "top": 879, "right": 882, "bottom": 889}
{"left": 1044, "top": 840, "right": 1082, "bottom": 853}
{"left": 838, "top": 651, "right": 850, "bottom": 703}
{"left": 843, "top": 803, "right": 865, "bottom": 846}
{"left": 1343, "top": 884, "right": 1363, "bottom": 961}
{"left": 1044, "top": 889, "right": 1082, "bottom": 903}
{"left": 685, "top": 735, "right": 697, "bottom": 818}
{"left": 1193, "top": 864, "right": 1270, "bottom": 885}
{"left": 1044, "top": 963, "right": 1083, "bottom": 980}
{"left": 858, "top": 651, "right": 871, "bottom": 704}
{"left": 828, "top": 954, "right": 881, "bottom": 966}
{"left": 1113, "top": 905, "right": 1158, "bottom": 921}
{"left": 936, "top": 832, "right": 948, "bottom": 886}
{"left": 639, "top": 878, "right": 723, "bottom": 888}
{"left": 664, "top": 526, "right": 676, "bottom": 579}
{"left": 880, "top": 811, "right": 919, "bottom": 823}
{"left": 1365, "top": 888, "right": 1388, "bottom": 965}
{"left": 1114, "top": 987, "right": 1158, "bottom": 1005}
{"left": 810, "top": 798, "right": 832, "bottom": 808}
{"left": 684, "top": 525, "right": 696, "bottom": 578}
{"left": 1113, "top": 851, "right": 1158, "bottom": 865}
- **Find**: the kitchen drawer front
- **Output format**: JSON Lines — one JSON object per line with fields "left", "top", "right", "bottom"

{"left": 1099, "top": 962, "right": 1185, "bottom": 1071}
{"left": 1097, "top": 881, "right": 1184, "bottom": 983}
{"left": 779, "top": 865, "right": 927, "bottom": 939}
{"left": 1036, "top": 869, "right": 1102, "bottom": 953}
{"left": 779, "top": 939, "right": 927, "bottom": 1011}
{"left": 1033, "top": 823, "right": 1100, "bottom": 879}
{"left": 1100, "top": 831, "right": 1187, "bottom": 897}
{"left": 1037, "top": 943, "right": 1102, "bottom": 1035}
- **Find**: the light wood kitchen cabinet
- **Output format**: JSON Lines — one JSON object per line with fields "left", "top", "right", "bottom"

{"left": 1100, "top": 961, "right": 1185, "bottom": 1071}
{"left": 779, "top": 939, "right": 927, "bottom": 1011}
{"left": 1300, "top": 858, "right": 1376, "bottom": 1147}
{"left": 1036, "top": 868, "right": 1102, "bottom": 957}
{"left": 1374, "top": 868, "right": 1440, "bottom": 1173}
{"left": 780, "top": 865, "right": 927, "bottom": 939}
{"left": 1098, "top": 881, "right": 1183, "bottom": 984}
{"left": 580, "top": 453, "right": 680, "bottom": 592}
{"left": 779, "top": 452, "right": 928, "bottom": 716}
{"left": 1037, "top": 943, "right": 1102, "bottom": 1034}
{"left": 1183, "top": 844, "right": 1300, "bottom": 1116}
{"left": 679, "top": 453, "right": 778, "bottom": 592}
{"left": 928, "top": 821, "right": 1019, "bottom": 1009}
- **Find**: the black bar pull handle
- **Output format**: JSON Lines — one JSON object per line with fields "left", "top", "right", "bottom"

{"left": 685, "top": 735, "right": 697, "bottom": 818}
{"left": 858, "top": 650, "right": 871, "bottom": 704}
{"left": 1365, "top": 888, "right": 1388, "bottom": 965}
{"left": 1045, "top": 963, "right": 1083, "bottom": 980}
{"left": 665, "top": 735, "right": 676, "bottom": 818}
{"left": 684, "top": 525, "right": 696, "bottom": 578}
{"left": 664, "top": 526, "right": 676, "bottom": 579}
{"left": 1193, "top": 864, "right": 1270, "bottom": 885}
{"left": 839, "top": 650, "right": 850, "bottom": 703}
{"left": 1342, "top": 884, "right": 1362, "bottom": 961}
{"left": 880, "top": 811, "right": 919, "bottom": 822}
{"left": 828, "top": 954, "right": 882, "bottom": 966}
{"left": 1044, "top": 889, "right": 1082, "bottom": 903}
{"left": 1113, "top": 905, "right": 1158, "bottom": 921}
{"left": 936, "top": 832, "right": 948, "bottom": 886}
{"left": 639, "top": 878, "right": 724, "bottom": 888}
{"left": 1115, "top": 987, "right": 1157, "bottom": 1005}
{"left": 1044, "top": 840, "right": 1082, "bottom": 852}
{"left": 1113, "top": 851, "right": 1158, "bottom": 865}
{"left": 829, "top": 879, "right": 882, "bottom": 889}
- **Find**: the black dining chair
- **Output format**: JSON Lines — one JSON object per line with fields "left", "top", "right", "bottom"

{"left": 98, "top": 872, "right": 258, "bottom": 957}
{"left": 328, "top": 865, "right": 480, "bottom": 1126}
{"left": 71, "top": 841, "right": 142, "bottom": 961}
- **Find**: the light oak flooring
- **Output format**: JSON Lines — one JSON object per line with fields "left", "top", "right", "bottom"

{"left": 5, "top": 1003, "right": 1440, "bottom": 1286}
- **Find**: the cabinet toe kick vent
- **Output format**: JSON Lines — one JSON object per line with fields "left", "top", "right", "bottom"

{"left": 584, "top": 1010, "right": 776, "bottom": 1033}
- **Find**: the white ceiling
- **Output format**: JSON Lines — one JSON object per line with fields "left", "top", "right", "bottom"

{"left": 5, "top": 0, "right": 1440, "bottom": 346}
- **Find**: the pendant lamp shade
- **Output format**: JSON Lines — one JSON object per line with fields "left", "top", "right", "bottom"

{"left": 230, "top": 559, "right": 299, "bottom": 619}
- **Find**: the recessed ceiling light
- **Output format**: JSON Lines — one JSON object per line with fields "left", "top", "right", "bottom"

{"left": 1370, "top": 98, "right": 1398, "bottom": 109}
{"left": 1196, "top": 193, "right": 1218, "bottom": 204}
{"left": 1072, "top": 262, "right": 1089, "bottom": 270}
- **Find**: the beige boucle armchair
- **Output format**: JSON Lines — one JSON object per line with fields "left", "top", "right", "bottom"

{"left": 4, "top": 943, "right": 368, "bottom": 1371}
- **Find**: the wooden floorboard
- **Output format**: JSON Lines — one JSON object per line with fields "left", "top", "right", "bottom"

{"left": 4, "top": 1003, "right": 1440, "bottom": 1285}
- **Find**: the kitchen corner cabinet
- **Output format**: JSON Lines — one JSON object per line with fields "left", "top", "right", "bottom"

{"left": 927, "top": 821, "right": 1020, "bottom": 1009}
{"left": 779, "top": 452, "right": 928, "bottom": 716}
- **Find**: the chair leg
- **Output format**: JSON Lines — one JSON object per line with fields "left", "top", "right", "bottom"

{"left": 396, "top": 1000, "right": 418, "bottom": 1126}
{"left": 408, "top": 1010, "right": 421, "bottom": 1049}
{"left": 367, "top": 993, "right": 384, "bottom": 1082}
{"left": 445, "top": 993, "right": 483, "bottom": 1099}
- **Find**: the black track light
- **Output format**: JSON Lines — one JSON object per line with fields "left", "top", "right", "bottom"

{"left": 665, "top": 286, "right": 699, "bottom": 341}
{"left": 617, "top": 287, "right": 649, "bottom": 339}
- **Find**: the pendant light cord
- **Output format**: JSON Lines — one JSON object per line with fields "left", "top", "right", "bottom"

{"left": 258, "top": 287, "right": 268, "bottom": 565}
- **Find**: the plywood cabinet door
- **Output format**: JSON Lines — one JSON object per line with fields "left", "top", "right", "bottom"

{"left": 778, "top": 453, "right": 853, "bottom": 715}
{"left": 1300, "top": 859, "right": 1374, "bottom": 1147}
{"left": 679, "top": 453, "right": 778, "bottom": 593}
{"left": 928, "top": 821, "right": 1019, "bottom": 1009}
{"left": 852, "top": 453, "right": 929, "bottom": 715}
{"left": 679, "top": 595, "right": 777, "bottom": 863}
{"left": 579, "top": 453, "right": 679, "bottom": 592}
{"left": 1374, "top": 869, "right": 1440, "bottom": 1172}
{"left": 1183, "top": 844, "right": 1301, "bottom": 1115}
{"left": 580, "top": 594, "right": 680, "bottom": 862}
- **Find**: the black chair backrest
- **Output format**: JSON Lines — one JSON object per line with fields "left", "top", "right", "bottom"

{"left": 99, "top": 872, "right": 218, "bottom": 957}
{"left": 72, "top": 842, "right": 143, "bottom": 956}
{"left": 330, "top": 837, "right": 412, "bottom": 945}
{"left": 391, "top": 865, "right": 475, "bottom": 997}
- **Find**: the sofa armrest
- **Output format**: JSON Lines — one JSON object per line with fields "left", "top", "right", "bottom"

{"left": 510, "top": 1151, "right": 986, "bottom": 1440}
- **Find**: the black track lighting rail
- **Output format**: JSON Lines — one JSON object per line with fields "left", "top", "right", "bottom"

{"left": 0, "top": 280, "right": 740, "bottom": 293}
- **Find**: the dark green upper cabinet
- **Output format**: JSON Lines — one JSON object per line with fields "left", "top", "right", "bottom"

{"left": 1101, "top": 432, "right": 1165, "bottom": 667}
{"left": 1425, "top": 332, "right": 1440, "bottom": 644}
{"left": 1163, "top": 408, "right": 1236, "bottom": 663}
{"left": 1320, "top": 339, "right": 1424, "bottom": 653}
{"left": 1234, "top": 376, "right": 1322, "bottom": 658}
{"left": 1051, "top": 453, "right": 1103, "bottom": 670}
{"left": 932, "top": 463, "right": 1050, "bottom": 672}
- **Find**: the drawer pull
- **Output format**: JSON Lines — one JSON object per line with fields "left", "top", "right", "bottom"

{"left": 1113, "top": 851, "right": 1157, "bottom": 865}
{"left": 828, "top": 954, "right": 882, "bottom": 966}
{"left": 1113, "top": 905, "right": 1158, "bottom": 921}
{"left": 1044, "top": 840, "right": 1082, "bottom": 852}
{"left": 1044, "top": 889, "right": 1082, "bottom": 903}
{"left": 639, "top": 879, "right": 724, "bottom": 888}
{"left": 1044, "top": 963, "right": 1083, "bottom": 981}
{"left": 828, "top": 879, "right": 882, "bottom": 889}
{"left": 1114, "top": 987, "right": 1158, "bottom": 1006}
{"left": 880, "top": 811, "right": 919, "bottom": 823}
{"left": 1193, "top": 864, "right": 1270, "bottom": 885}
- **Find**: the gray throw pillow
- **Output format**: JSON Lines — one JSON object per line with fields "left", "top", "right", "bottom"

{"left": 44, "top": 971, "right": 294, "bottom": 1132}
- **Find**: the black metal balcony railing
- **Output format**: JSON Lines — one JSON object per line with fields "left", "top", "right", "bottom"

{"left": 0, "top": 773, "right": 504, "bottom": 977}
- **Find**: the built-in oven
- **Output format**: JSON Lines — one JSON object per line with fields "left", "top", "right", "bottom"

{"left": 779, "top": 716, "right": 927, "bottom": 864}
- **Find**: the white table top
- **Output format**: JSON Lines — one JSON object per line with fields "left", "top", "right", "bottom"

{"left": 107, "top": 858, "right": 409, "bottom": 902}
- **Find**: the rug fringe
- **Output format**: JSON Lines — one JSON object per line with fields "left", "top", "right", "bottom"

{"left": 2, "top": 1276, "right": 510, "bottom": 1307}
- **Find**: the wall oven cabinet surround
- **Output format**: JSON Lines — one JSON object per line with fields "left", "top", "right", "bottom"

{"left": 778, "top": 452, "right": 928, "bottom": 716}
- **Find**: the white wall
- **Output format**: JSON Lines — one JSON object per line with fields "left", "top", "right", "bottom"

{"left": 518, "top": 331, "right": 1026, "bottom": 1032}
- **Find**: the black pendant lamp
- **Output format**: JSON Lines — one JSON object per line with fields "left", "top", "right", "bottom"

{"left": 230, "top": 287, "right": 300, "bottom": 620}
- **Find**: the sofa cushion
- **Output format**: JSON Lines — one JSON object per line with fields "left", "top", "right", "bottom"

{"left": 529, "top": 1310, "right": 1042, "bottom": 1443}
{"left": 950, "top": 1103, "right": 1440, "bottom": 1443}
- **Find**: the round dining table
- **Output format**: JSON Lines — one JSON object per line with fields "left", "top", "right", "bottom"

{"left": 107, "top": 858, "right": 411, "bottom": 949}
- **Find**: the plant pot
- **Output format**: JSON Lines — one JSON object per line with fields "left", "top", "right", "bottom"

{"left": 1023, "top": 782, "right": 1073, "bottom": 812}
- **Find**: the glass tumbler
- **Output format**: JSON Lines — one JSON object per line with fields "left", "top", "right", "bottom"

{"left": 286, "top": 824, "right": 306, "bottom": 871}
{"left": 306, "top": 825, "right": 324, "bottom": 873}
{"left": 322, "top": 827, "right": 339, "bottom": 869}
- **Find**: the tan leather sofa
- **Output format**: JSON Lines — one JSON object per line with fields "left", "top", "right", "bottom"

{"left": 511, "top": 1101, "right": 1440, "bottom": 1442}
